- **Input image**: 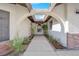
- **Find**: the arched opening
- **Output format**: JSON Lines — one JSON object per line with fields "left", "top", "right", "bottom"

{"left": 47, "top": 16, "right": 67, "bottom": 47}
{"left": 26, "top": 12, "right": 65, "bottom": 32}
{"left": 17, "top": 11, "right": 67, "bottom": 47}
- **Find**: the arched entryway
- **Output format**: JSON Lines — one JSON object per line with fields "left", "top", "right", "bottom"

{"left": 27, "top": 12, "right": 65, "bottom": 32}
{"left": 28, "top": 12, "right": 67, "bottom": 47}
{"left": 17, "top": 11, "right": 67, "bottom": 47}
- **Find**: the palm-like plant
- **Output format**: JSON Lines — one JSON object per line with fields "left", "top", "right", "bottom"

{"left": 12, "top": 36, "right": 24, "bottom": 52}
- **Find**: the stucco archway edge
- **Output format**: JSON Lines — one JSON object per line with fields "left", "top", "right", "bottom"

{"left": 17, "top": 11, "right": 65, "bottom": 32}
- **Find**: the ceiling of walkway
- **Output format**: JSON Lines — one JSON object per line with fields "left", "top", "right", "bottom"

{"left": 28, "top": 15, "right": 52, "bottom": 25}
{"left": 31, "top": 3, "right": 51, "bottom": 22}
{"left": 11, "top": 3, "right": 62, "bottom": 12}
{"left": 11, "top": 3, "right": 62, "bottom": 24}
{"left": 27, "top": 3, "right": 62, "bottom": 24}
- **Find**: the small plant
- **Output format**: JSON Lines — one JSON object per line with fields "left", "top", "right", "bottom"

{"left": 42, "top": 24, "right": 48, "bottom": 34}
{"left": 31, "top": 26, "right": 35, "bottom": 34}
{"left": 23, "top": 37, "right": 31, "bottom": 45}
{"left": 23, "top": 35, "right": 34, "bottom": 45}
{"left": 45, "top": 34, "right": 65, "bottom": 49}
{"left": 11, "top": 36, "right": 24, "bottom": 52}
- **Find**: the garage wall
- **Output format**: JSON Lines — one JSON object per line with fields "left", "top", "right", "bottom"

{"left": 0, "top": 3, "right": 31, "bottom": 40}
{"left": 0, "top": 10, "right": 9, "bottom": 42}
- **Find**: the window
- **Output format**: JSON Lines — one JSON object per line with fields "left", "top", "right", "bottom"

{"left": 52, "top": 23, "right": 61, "bottom": 32}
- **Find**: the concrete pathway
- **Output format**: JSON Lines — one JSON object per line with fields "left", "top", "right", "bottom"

{"left": 23, "top": 36, "right": 57, "bottom": 56}
{"left": 23, "top": 36, "right": 79, "bottom": 56}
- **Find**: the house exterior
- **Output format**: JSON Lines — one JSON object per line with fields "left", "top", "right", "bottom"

{"left": 0, "top": 3, "right": 32, "bottom": 41}
{"left": 0, "top": 3, "right": 79, "bottom": 49}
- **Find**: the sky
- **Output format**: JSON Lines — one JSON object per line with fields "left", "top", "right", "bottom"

{"left": 31, "top": 3, "right": 50, "bottom": 9}
{"left": 32, "top": 3, "right": 50, "bottom": 20}
{"left": 34, "top": 14, "right": 45, "bottom": 20}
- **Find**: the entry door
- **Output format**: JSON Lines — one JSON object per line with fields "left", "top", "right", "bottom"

{"left": 0, "top": 10, "right": 9, "bottom": 42}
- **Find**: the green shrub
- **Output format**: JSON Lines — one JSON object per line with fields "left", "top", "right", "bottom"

{"left": 42, "top": 24, "right": 48, "bottom": 34}
{"left": 11, "top": 36, "right": 24, "bottom": 52}
{"left": 22, "top": 35, "right": 34, "bottom": 45}
{"left": 23, "top": 38, "right": 31, "bottom": 45}
{"left": 45, "top": 34, "right": 57, "bottom": 43}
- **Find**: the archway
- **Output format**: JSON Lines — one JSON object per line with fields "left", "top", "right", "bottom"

{"left": 17, "top": 11, "right": 67, "bottom": 47}
{"left": 27, "top": 12, "right": 65, "bottom": 32}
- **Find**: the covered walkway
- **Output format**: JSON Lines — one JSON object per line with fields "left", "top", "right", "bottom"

{"left": 0, "top": 3, "right": 79, "bottom": 56}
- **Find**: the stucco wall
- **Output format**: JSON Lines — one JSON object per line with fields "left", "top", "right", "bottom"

{"left": 53, "top": 4, "right": 66, "bottom": 21}
{"left": 48, "top": 17, "right": 67, "bottom": 47}
{"left": 66, "top": 4, "right": 79, "bottom": 49}
{"left": 18, "top": 18, "right": 31, "bottom": 38}
{"left": 51, "top": 3, "right": 79, "bottom": 47}
{"left": 67, "top": 3, "right": 79, "bottom": 33}
{"left": 0, "top": 3, "right": 31, "bottom": 40}
{"left": 47, "top": 4, "right": 67, "bottom": 47}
